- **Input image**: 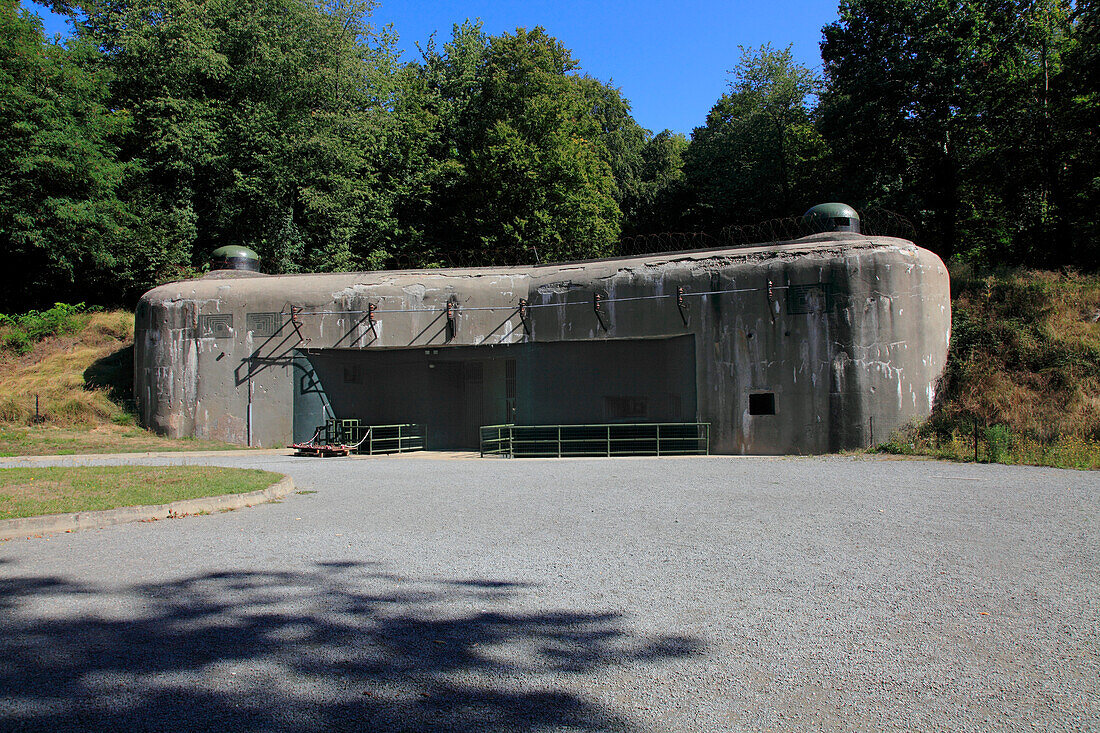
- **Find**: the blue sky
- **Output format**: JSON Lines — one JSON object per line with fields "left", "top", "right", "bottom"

{"left": 20, "top": 0, "right": 841, "bottom": 136}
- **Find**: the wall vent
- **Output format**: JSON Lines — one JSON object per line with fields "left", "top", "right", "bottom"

{"left": 197, "top": 314, "right": 233, "bottom": 339}
{"left": 246, "top": 312, "right": 280, "bottom": 337}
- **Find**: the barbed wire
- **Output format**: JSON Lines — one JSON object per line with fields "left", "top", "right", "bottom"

{"left": 616, "top": 207, "right": 916, "bottom": 258}
{"left": 378, "top": 207, "right": 917, "bottom": 271}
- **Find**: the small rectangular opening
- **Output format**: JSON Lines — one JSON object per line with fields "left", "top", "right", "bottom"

{"left": 748, "top": 392, "right": 776, "bottom": 415}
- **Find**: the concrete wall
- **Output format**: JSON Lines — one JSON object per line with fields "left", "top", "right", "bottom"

{"left": 134, "top": 232, "right": 951, "bottom": 454}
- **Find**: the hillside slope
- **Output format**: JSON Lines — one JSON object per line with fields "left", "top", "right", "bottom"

{"left": 0, "top": 307, "right": 237, "bottom": 455}
{"left": 883, "top": 268, "right": 1100, "bottom": 469}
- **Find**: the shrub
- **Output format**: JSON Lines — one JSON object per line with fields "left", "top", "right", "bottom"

{"left": 984, "top": 424, "right": 1014, "bottom": 464}
{"left": 0, "top": 303, "right": 97, "bottom": 354}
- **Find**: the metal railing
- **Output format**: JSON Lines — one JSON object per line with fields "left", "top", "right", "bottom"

{"left": 480, "top": 423, "right": 710, "bottom": 458}
{"left": 323, "top": 419, "right": 426, "bottom": 455}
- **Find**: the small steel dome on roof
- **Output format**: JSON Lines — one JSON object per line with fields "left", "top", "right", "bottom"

{"left": 802, "top": 203, "right": 861, "bottom": 234}
{"left": 211, "top": 245, "right": 260, "bottom": 261}
{"left": 803, "top": 203, "right": 860, "bottom": 222}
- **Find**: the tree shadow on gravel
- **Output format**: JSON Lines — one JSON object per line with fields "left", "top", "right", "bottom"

{"left": 0, "top": 561, "right": 702, "bottom": 731}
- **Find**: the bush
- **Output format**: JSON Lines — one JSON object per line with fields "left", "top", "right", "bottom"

{"left": 0, "top": 303, "right": 96, "bottom": 355}
{"left": 984, "top": 424, "right": 1014, "bottom": 463}
{"left": 1, "top": 331, "right": 32, "bottom": 355}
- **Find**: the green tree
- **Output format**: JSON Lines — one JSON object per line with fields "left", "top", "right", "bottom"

{"left": 74, "top": 0, "right": 402, "bottom": 279}
{"left": 682, "top": 44, "right": 829, "bottom": 230}
{"left": 620, "top": 130, "right": 690, "bottom": 235}
{"left": 0, "top": 0, "right": 135, "bottom": 309}
{"left": 1054, "top": 0, "right": 1099, "bottom": 268}
{"left": 819, "top": 0, "right": 1080, "bottom": 264}
{"left": 385, "top": 24, "right": 626, "bottom": 266}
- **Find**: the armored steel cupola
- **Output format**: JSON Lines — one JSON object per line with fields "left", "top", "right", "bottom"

{"left": 211, "top": 245, "right": 261, "bottom": 272}
{"left": 803, "top": 203, "right": 861, "bottom": 234}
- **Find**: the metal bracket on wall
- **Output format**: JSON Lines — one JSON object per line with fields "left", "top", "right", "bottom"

{"left": 593, "top": 292, "right": 607, "bottom": 331}
{"left": 766, "top": 279, "right": 776, "bottom": 324}
{"left": 518, "top": 298, "right": 531, "bottom": 335}
{"left": 289, "top": 306, "right": 309, "bottom": 344}
{"left": 676, "top": 286, "right": 688, "bottom": 327}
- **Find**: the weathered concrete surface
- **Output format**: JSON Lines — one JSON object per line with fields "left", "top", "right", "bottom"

{"left": 135, "top": 233, "right": 951, "bottom": 453}
{"left": 0, "top": 475, "right": 294, "bottom": 541}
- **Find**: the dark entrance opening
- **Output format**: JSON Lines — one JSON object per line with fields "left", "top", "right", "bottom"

{"left": 298, "top": 335, "right": 696, "bottom": 450}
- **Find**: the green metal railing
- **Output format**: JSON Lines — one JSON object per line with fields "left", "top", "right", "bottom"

{"left": 323, "top": 419, "right": 426, "bottom": 455}
{"left": 480, "top": 423, "right": 710, "bottom": 458}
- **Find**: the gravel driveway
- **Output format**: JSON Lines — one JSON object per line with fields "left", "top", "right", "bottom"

{"left": 0, "top": 453, "right": 1096, "bottom": 732}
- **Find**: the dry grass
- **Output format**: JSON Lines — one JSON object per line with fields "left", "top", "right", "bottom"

{"left": 0, "top": 310, "right": 244, "bottom": 455}
{"left": 936, "top": 268, "right": 1100, "bottom": 440}
{"left": 879, "top": 267, "right": 1100, "bottom": 469}
{"left": 0, "top": 311, "right": 134, "bottom": 427}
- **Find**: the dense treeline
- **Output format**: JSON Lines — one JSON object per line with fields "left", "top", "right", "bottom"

{"left": 1, "top": 0, "right": 1096, "bottom": 308}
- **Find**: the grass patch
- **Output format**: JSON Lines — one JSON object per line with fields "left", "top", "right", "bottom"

{"left": 0, "top": 466, "right": 282, "bottom": 520}
{"left": 876, "top": 267, "right": 1100, "bottom": 470}
{"left": 0, "top": 309, "right": 136, "bottom": 427}
{"left": 0, "top": 426, "right": 243, "bottom": 457}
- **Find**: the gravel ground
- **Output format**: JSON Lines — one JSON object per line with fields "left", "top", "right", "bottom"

{"left": 0, "top": 453, "right": 1096, "bottom": 732}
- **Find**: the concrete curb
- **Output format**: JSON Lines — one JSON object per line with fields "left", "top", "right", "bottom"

{"left": 0, "top": 475, "right": 295, "bottom": 541}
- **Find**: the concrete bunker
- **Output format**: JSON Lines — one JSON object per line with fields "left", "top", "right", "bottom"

{"left": 134, "top": 231, "right": 951, "bottom": 455}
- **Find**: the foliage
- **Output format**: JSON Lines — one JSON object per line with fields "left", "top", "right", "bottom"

{"left": 818, "top": 0, "right": 1092, "bottom": 266}
{"left": 2, "top": 0, "right": 1099, "bottom": 302}
{"left": 0, "top": 302, "right": 94, "bottom": 354}
{"left": 619, "top": 130, "right": 690, "bottom": 235}
{"left": 73, "top": 0, "right": 405, "bottom": 280}
{"left": 0, "top": 0, "right": 135, "bottom": 311}
{"left": 381, "top": 23, "right": 642, "bottom": 267}
{"left": 682, "top": 44, "right": 830, "bottom": 230}
{"left": 1055, "top": 0, "right": 1100, "bottom": 270}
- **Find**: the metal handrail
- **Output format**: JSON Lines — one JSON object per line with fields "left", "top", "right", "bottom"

{"left": 323, "top": 420, "right": 426, "bottom": 455}
{"left": 480, "top": 423, "right": 710, "bottom": 458}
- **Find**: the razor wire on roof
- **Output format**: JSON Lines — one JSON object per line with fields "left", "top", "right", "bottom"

{"left": 618, "top": 208, "right": 916, "bottom": 258}
{"left": 380, "top": 207, "right": 917, "bottom": 271}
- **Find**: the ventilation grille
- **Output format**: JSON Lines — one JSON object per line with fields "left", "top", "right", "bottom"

{"left": 197, "top": 314, "right": 233, "bottom": 339}
{"left": 246, "top": 312, "right": 280, "bottom": 337}
{"left": 787, "top": 283, "right": 834, "bottom": 315}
